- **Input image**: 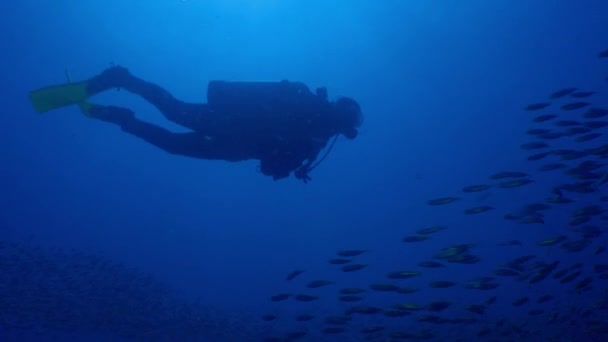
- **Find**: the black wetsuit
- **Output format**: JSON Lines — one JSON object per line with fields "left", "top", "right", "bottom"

{"left": 86, "top": 68, "right": 340, "bottom": 181}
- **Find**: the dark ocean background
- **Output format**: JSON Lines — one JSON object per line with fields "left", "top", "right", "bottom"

{"left": 1, "top": 1, "right": 608, "bottom": 341}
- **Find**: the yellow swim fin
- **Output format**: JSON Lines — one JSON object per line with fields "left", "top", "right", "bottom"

{"left": 77, "top": 101, "right": 95, "bottom": 117}
{"left": 28, "top": 81, "right": 89, "bottom": 113}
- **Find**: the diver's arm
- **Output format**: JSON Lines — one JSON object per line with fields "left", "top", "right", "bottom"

{"left": 294, "top": 148, "right": 320, "bottom": 183}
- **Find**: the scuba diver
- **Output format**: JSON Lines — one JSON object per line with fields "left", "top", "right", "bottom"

{"left": 29, "top": 66, "right": 363, "bottom": 182}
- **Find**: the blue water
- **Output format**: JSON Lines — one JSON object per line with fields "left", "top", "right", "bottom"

{"left": 2, "top": 1, "right": 608, "bottom": 341}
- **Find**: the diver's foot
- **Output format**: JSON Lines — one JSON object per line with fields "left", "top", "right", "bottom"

{"left": 87, "top": 65, "right": 133, "bottom": 94}
{"left": 100, "top": 65, "right": 131, "bottom": 82}
{"left": 88, "top": 105, "right": 136, "bottom": 125}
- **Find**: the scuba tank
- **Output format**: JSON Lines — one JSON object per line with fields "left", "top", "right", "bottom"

{"left": 206, "top": 80, "right": 317, "bottom": 115}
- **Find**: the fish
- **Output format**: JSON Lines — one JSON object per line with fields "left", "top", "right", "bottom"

{"left": 429, "top": 281, "right": 455, "bottom": 288}
{"left": 402, "top": 235, "right": 431, "bottom": 243}
{"left": 570, "top": 160, "right": 603, "bottom": 172}
{"left": 528, "top": 309, "right": 545, "bottom": 316}
{"left": 271, "top": 293, "right": 290, "bottom": 301}
{"left": 593, "top": 264, "right": 608, "bottom": 273}
{"left": 584, "top": 107, "right": 608, "bottom": 118}
{"left": 448, "top": 254, "right": 480, "bottom": 264}
{"left": 462, "top": 184, "right": 493, "bottom": 193}
{"left": 427, "top": 301, "right": 452, "bottom": 311}
{"left": 499, "top": 179, "right": 535, "bottom": 188}
{"left": 324, "top": 316, "right": 351, "bottom": 325}
{"left": 594, "top": 245, "right": 605, "bottom": 256}
{"left": 328, "top": 258, "right": 352, "bottom": 264}
{"left": 507, "top": 255, "right": 535, "bottom": 268}
{"left": 568, "top": 216, "right": 590, "bottom": 226}
{"left": 294, "top": 294, "right": 319, "bottom": 302}
{"left": 573, "top": 205, "right": 604, "bottom": 216}
{"left": 525, "top": 103, "right": 551, "bottom": 111}
{"left": 523, "top": 203, "right": 556, "bottom": 212}
{"left": 560, "top": 181, "right": 595, "bottom": 193}
{"left": 337, "top": 249, "right": 367, "bottom": 257}
{"left": 575, "top": 133, "right": 602, "bottom": 142}
{"left": 346, "top": 306, "right": 382, "bottom": 315}
{"left": 561, "top": 102, "right": 590, "bottom": 110}
{"left": 552, "top": 268, "right": 569, "bottom": 279}
{"left": 417, "top": 315, "right": 443, "bottom": 323}
{"left": 587, "top": 144, "right": 608, "bottom": 155}
{"left": 306, "top": 280, "right": 334, "bottom": 288}
{"left": 521, "top": 142, "right": 548, "bottom": 150}
{"left": 537, "top": 294, "right": 554, "bottom": 304}
{"left": 490, "top": 171, "right": 528, "bottom": 179}
{"left": 416, "top": 225, "right": 447, "bottom": 235}
{"left": 560, "top": 150, "right": 588, "bottom": 160}
{"left": 341, "top": 264, "right": 367, "bottom": 272}
{"left": 322, "top": 327, "right": 345, "bottom": 334}
{"left": 497, "top": 240, "right": 523, "bottom": 246}
{"left": 572, "top": 225, "right": 602, "bottom": 239}
{"left": 485, "top": 296, "right": 497, "bottom": 305}
{"left": 538, "top": 131, "right": 564, "bottom": 140}
{"left": 418, "top": 260, "right": 445, "bottom": 268}
{"left": 518, "top": 215, "right": 545, "bottom": 224}
{"left": 599, "top": 49, "right": 608, "bottom": 58}
{"left": 261, "top": 314, "right": 277, "bottom": 321}
{"left": 545, "top": 194, "right": 573, "bottom": 204}
{"left": 584, "top": 120, "right": 608, "bottom": 129}
{"left": 466, "top": 305, "right": 486, "bottom": 315}
{"left": 494, "top": 268, "right": 520, "bottom": 277}
{"left": 285, "top": 331, "right": 307, "bottom": 339}
{"left": 427, "top": 197, "right": 459, "bottom": 205}
{"left": 575, "top": 277, "right": 592, "bottom": 292}
{"left": 338, "top": 295, "right": 362, "bottom": 302}
{"left": 549, "top": 87, "right": 577, "bottom": 99}
{"left": 555, "top": 120, "right": 581, "bottom": 127}
{"left": 512, "top": 297, "right": 529, "bottom": 306}
{"left": 389, "top": 332, "right": 417, "bottom": 339}
{"left": 434, "top": 244, "right": 473, "bottom": 259}
{"left": 526, "top": 128, "right": 552, "bottom": 135}
{"left": 396, "top": 287, "right": 419, "bottom": 294}
{"left": 295, "top": 313, "right": 315, "bottom": 321}
{"left": 539, "top": 163, "right": 567, "bottom": 171}
{"left": 527, "top": 151, "right": 552, "bottom": 161}
{"left": 464, "top": 206, "right": 494, "bottom": 214}
{"left": 286, "top": 270, "right": 304, "bottom": 281}
{"left": 570, "top": 91, "right": 594, "bottom": 98}
{"left": 369, "top": 283, "right": 400, "bottom": 292}
{"left": 465, "top": 282, "right": 499, "bottom": 290}
{"left": 532, "top": 114, "right": 557, "bottom": 122}
{"left": 384, "top": 309, "right": 411, "bottom": 317}
{"left": 537, "top": 235, "right": 568, "bottom": 246}
{"left": 559, "top": 271, "right": 582, "bottom": 284}
{"left": 393, "top": 303, "right": 425, "bottom": 311}
{"left": 339, "top": 288, "right": 366, "bottom": 294}
{"left": 477, "top": 328, "right": 491, "bottom": 337}
{"left": 387, "top": 271, "right": 421, "bottom": 279}
{"left": 565, "top": 126, "right": 592, "bottom": 135}
{"left": 361, "top": 326, "right": 384, "bottom": 334}
{"left": 552, "top": 148, "right": 576, "bottom": 156}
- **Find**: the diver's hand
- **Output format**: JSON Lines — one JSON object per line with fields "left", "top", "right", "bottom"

{"left": 295, "top": 167, "right": 311, "bottom": 183}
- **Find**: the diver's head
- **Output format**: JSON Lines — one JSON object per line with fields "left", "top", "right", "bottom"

{"left": 333, "top": 97, "right": 363, "bottom": 140}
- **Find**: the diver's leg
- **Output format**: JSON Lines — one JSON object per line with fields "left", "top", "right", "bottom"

{"left": 88, "top": 105, "right": 238, "bottom": 160}
{"left": 87, "top": 66, "right": 209, "bottom": 131}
